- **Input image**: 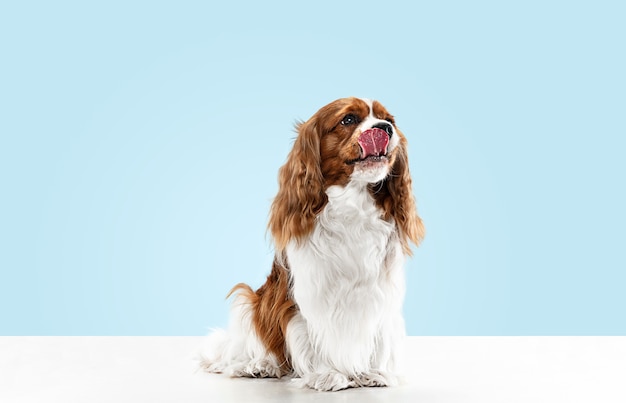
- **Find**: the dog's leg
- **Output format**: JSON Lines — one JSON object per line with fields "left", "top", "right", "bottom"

{"left": 285, "top": 312, "right": 359, "bottom": 391}
{"left": 355, "top": 311, "right": 405, "bottom": 387}
{"left": 356, "top": 244, "right": 406, "bottom": 387}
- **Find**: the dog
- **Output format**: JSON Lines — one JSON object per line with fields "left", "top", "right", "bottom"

{"left": 200, "top": 97, "right": 424, "bottom": 391}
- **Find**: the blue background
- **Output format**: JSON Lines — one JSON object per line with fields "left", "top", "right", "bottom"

{"left": 1, "top": 1, "right": 624, "bottom": 336}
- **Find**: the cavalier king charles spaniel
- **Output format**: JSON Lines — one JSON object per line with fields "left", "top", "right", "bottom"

{"left": 200, "top": 97, "right": 424, "bottom": 391}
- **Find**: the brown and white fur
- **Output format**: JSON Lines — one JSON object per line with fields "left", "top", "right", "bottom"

{"left": 200, "top": 97, "right": 424, "bottom": 391}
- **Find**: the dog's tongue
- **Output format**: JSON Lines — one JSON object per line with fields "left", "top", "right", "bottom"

{"left": 358, "top": 128, "right": 389, "bottom": 158}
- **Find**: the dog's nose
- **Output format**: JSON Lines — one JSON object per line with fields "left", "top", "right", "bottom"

{"left": 372, "top": 122, "right": 393, "bottom": 137}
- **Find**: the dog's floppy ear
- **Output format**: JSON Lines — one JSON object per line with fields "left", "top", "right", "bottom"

{"left": 268, "top": 117, "right": 327, "bottom": 252}
{"left": 373, "top": 129, "right": 425, "bottom": 254}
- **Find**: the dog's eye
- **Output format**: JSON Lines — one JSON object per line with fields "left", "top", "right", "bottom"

{"left": 341, "top": 114, "right": 359, "bottom": 126}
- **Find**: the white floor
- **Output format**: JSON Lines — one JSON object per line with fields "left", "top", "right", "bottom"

{"left": 1, "top": 336, "right": 625, "bottom": 403}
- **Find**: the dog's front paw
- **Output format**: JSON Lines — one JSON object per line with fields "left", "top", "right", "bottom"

{"left": 230, "top": 359, "right": 282, "bottom": 378}
{"left": 354, "top": 370, "right": 396, "bottom": 387}
{"left": 303, "top": 371, "right": 356, "bottom": 391}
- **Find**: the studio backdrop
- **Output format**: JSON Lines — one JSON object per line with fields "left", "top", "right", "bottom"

{"left": 1, "top": 0, "right": 624, "bottom": 336}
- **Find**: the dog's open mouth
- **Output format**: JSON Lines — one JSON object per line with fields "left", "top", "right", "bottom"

{"left": 347, "top": 128, "right": 390, "bottom": 165}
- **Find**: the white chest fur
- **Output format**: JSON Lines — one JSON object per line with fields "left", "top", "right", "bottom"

{"left": 285, "top": 182, "right": 406, "bottom": 376}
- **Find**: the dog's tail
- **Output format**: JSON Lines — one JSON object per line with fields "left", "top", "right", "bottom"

{"left": 198, "top": 284, "right": 254, "bottom": 373}
{"left": 198, "top": 283, "right": 286, "bottom": 378}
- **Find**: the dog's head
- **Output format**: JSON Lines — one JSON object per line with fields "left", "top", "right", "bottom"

{"left": 269, "top": 97, "right": 424, "bottom": 253}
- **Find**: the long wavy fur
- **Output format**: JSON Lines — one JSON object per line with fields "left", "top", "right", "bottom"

{"left": 268, "top": 118, "right": 327, "bottom": 252}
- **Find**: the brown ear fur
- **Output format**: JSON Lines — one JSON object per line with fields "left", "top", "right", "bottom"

{"left": 372, "top": 131, "right": 425, "bottom": 254}
{"left": 268, "top": 119, "right": 326, "bottom": 251}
